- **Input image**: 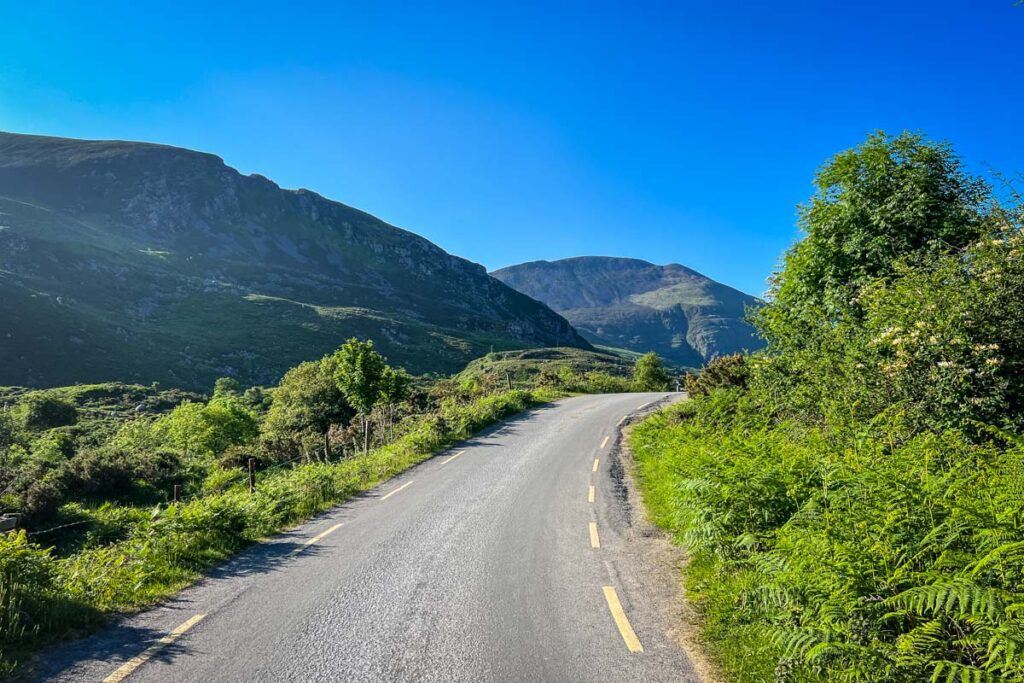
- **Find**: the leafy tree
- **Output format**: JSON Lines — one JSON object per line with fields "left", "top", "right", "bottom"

{"left": 758, "top": 131, "right": 992, "bottom": 349}
{"left": 263, "top": 359, "right": 353, "bottom": 462}
{"left": 333, "top": 338, "right": 387, "bottom": 454}
{"left": 153, "top": 398, "right": 257, "bottom": 459}
{"left": 18, "top": 394, "right": 78, "bottom": 431}
{"left": 378, "top": 366, "right": 412, "bottom": 442}
{"left": 213, "top": 377, "right": 243, "bottom": 399}
{"left": 633, "top": 352, "right": 670, "bottom": 391}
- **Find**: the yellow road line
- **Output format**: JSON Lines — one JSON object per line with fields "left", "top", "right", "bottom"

{"left": 602, "top": 586, "right": 644, "bottom": 653}
{"left": 381, "top": 480, "right": 414, "bottom": 500}
{"left": 588, "top": 485, "right": 596, "bottom": 503}
{"left": 637, "top": 401, "right": 652, "bottom": 410}
{"left": 589, "top": 522, "right": 601, "bottom": 548}
{"left": 600, "top": 436, "right": 610, "bottom": 449}
{"left": 290, "top": 522, "right": 344, "bottom": 556}
{"left": 592, "top": 458, "right": 599, "bottom": 473}
{"left": 103, "top": 614, "right": 206, "bottom": 682}
{"left": 616, "top": 416, "right": 627, "bottom": 426}
{"left": 441, "top": 450, "right": 466, "bottom": 465}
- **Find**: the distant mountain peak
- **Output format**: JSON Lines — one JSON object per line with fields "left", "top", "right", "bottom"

{"left": 492, "top": 256, "right": 764, "bottom": 367}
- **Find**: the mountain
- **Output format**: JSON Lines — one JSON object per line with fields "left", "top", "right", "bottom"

{"left": 491, "top": 257, "right": 763, "bottom": 368}
{"left": 0, "top": 132, "right": 587, "bottom": 389}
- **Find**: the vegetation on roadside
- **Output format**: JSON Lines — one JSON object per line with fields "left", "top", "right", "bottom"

{"left": 0, "top": 340, "right": 670, "bottom": 676}
{"left": 456, "top": 346, "right": 639, "bottom": 394}
{"left": 632, "top": 131, "right": 1024, "bottom": 682}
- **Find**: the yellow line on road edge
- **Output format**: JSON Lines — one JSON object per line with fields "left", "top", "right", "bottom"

{"left": 589, "top": 522, "right": 601, "bottom": 548}
{"left": 441, "top": 450, "right": 466, "bottom": 465}
{"left": 381, "top": 480, "right": 414, "bottom": 500}
{"left": 290, "top": 522, "right": 344, "bottom": 556}
{"left": 588, "top": 485, "right": 596, "bottom": 503}
{"left": 592, "top": 458, "right": 599, "bottom": 473}
{"left": 616, "top": 416, "right": 627, "bottom": 426}
{"left": 600, "top": 436, "right": 610, "bottom": 449}
{"left": 103, "top": 614, "right": 206, "bottom": 682}
{"left": 602, "top": 586, "right": 644, "bottom": 653}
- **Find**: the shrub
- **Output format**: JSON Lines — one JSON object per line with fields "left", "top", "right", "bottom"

{"left": 633, "top": 352, "right": 671, "bottom": 391}
{"left": 684, "top": 354, "right": 750, "bottom": 397}
{"left": 17, "top": 394, "right": 78, "bottom": 432}
{"left": 631, "top": 132, "right": 1024, "bottom": 681}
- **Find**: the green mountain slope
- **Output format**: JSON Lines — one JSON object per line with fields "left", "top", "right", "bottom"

{"left": 491, "top": 256, "right": 763, "bottom": 367}
{"left": 0, "top": 132, "right": 588, "bottom": 389}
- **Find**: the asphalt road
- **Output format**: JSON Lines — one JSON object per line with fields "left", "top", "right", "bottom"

{"left": 38, "top": 392, "right": 699, "bottom": 682}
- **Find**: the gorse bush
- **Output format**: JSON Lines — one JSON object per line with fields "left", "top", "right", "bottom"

{"left": 632, "top": 131, "right": 1024, "bottom": 682}
{"left": 684, "top": 354, "right": 750, "bottom": 397}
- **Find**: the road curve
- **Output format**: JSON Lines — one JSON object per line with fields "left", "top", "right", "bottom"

{"left": 38, "top": 393, "right": 699, "bottom": 682}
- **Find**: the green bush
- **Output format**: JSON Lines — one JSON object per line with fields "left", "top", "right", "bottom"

{"left": 684, "top": 353, "right": 750, "bottom": 397}
{"left": 17, "top": 394, "right": 78, "bottom": 432}
{"left": 633, "top": 399, "right": 1024, "bottom": 682}
{"left": 631, "top": 132, "right": 1024, "bottom": 682}
{"left": 633, "top": 352, "right": 671, "bottom": 391}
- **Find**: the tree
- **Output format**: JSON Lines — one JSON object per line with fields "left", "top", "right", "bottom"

{"left": 153, "top": 398, "right": 258, "bottom": 459}
{"left": 378, "top": 366, "right": 412, "bottom": 442}
{"left": 758, "top": 131, "right": 992, "bottom": 350}
{"left": 333, "top": 339, "right": 387, "bottom": 455}
{"left": 213, "top": 376, "right": 243, "bottom": 399}
{"left": 633, "top": 352, "right": 670, "bottom": 391}
{"left": 263, "top": 359, "right": 353, "bottom": 462}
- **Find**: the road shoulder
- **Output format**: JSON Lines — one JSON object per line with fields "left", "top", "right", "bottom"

{"left": 612, "top": 402, "right": 722, "bottom": 683}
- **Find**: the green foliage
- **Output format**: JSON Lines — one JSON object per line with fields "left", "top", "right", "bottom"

{"left": 631, "top": 131, "right": 1024, "bottom": 682}
{"left": 263, "top": 359, "right": 354, "bottom": 462}
{"left": 333, "top": 338, "right": 387, "bottom": 415}
{"left": 456, "top": 347, "right": 636, "bottom": 393}
{"left": 633, "top": 352, "right": 670, "bottom": 391}
{"left": 379, "top": 366, "right": 412, "bottom": 408}
{"left": 684, "top": 353, "right": 750, "bottom": 397}
{"left": 16, "top": 393, "right": 78, "bottom": 431}
{"left": 0, "top": 388, "right": 540, "bottom": 674}
{"left": 152, "top": 398, "right": 258, "bottom": 459}
{"left": 0, "top": 531, "right": 56, "bottom": 676}
{"left": 633, "top": 402, "right": 1024, "bottom": 682}
{"left": 212, "top": 376, "right": 243, "bottom": 398}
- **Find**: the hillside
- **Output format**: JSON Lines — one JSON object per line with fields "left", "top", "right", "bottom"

{"left": 456, "top": 347, "right": 634, "bottom": 386}
{"left": 0, "top": 132, "right": 588, "bottom": 389}
{"left": 492, "top": 257, "right": 763, "bottom": 367}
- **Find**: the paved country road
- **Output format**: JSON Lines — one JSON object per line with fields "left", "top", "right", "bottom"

{"left": 37, "top": 393, "right": 699, "bottom": 683}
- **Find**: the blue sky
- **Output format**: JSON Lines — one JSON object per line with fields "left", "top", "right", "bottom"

{"left": 1, "top": 1, "right": 1021, "bottom": 296}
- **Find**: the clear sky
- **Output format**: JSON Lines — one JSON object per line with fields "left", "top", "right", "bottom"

{"left": 1, "top": 1, "right": 1021, "bottom": 296}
